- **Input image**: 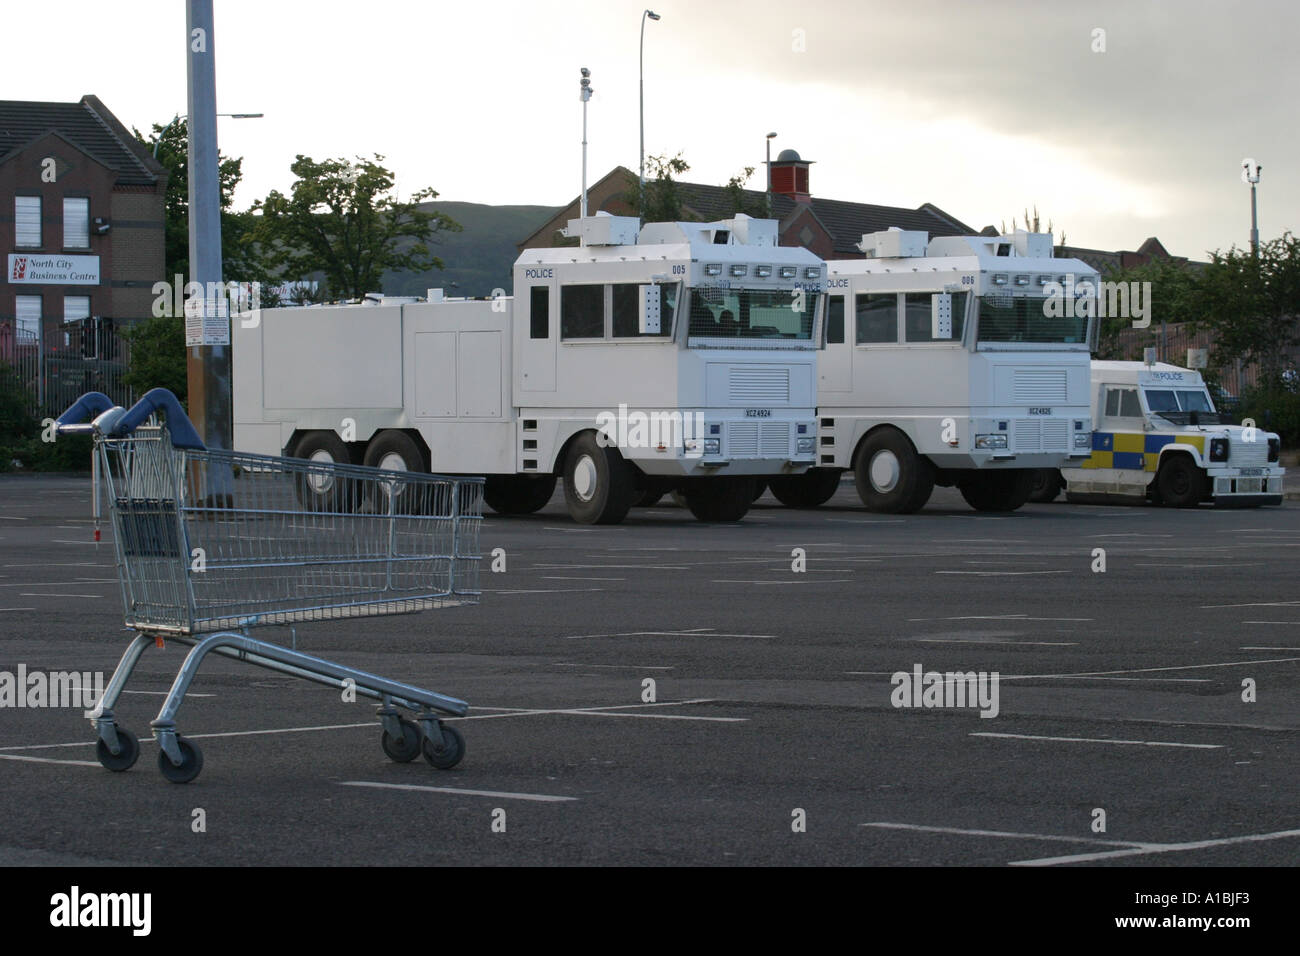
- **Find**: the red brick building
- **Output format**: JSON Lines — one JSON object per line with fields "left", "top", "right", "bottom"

{"left": 1, "top": 95, "right": 167, "bottom": 412}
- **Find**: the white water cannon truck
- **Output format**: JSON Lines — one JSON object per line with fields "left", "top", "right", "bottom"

{"left": 233, "top": 213, "right": 824, "bottom": 524}
{"left": 766, "top": 228, "right": 1098, "bottom": 512}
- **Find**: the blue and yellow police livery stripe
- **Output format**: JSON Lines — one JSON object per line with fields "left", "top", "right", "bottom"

{"left": 1081, "top": 432, "right": 1205, "bottom": 471}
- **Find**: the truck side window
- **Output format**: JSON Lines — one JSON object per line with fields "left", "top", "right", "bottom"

{"left": 1105, "top": 387, "right": 1141, "bottom": 419}
{"left": 561, "top": 284, "right": 604, "bottom": 339}
{"left": 826, "top": 295, "right": 845, "bottom": 344}
{"left": 903, "top": 293, "right": 934, "bottom": 342}
{"left": 612, "top": 283, "right": 647, "bottom": 337}
{"left": 530, "top": 286, "right": 549, "bottom": 339}
{"left": 855, "top": 293, "right": 897, "bottom": 344}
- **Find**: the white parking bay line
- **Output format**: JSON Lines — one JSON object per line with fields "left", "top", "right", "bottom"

{"left": 340, "top": 781, "right": 576, "bottom": 803}
{"left": 540, "top": 576, "right": 625, "bottom": 581}
{"left": 0, "top": 607, "right": 37, "bottom": 612}
{"left": 935, "top": 570, "right": 1070, "bottom": 576}
{"left": 971, "top": 732, "right": 1222, "bottom": 749}
{"left": 1009, "top": 828, "right": 1300, "bottom": 867}
{"left": 490, "top": 588, "right": 606, "bottom": 595}
{"left": 0, "top": 754, "right": 102, "bottom": 767}
{"left": 1240, "top": 646, "right": 1300, "bottom": 650}
{"left": 711, "top": 579, "right": 851, "bottom": 585}
{"left": 563, "top": 628, "right": 774, "bottom": 640}
{"left": 861, "top": 822, "right": 1139, "bottom": 849}
{"left": 913, "top": 639, "right": 1079, "bottom": 646}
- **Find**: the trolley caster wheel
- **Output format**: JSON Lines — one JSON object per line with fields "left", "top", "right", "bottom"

{"left": 96, "top": 728, "right": 140, "bottom": 772}
{"left": 157, "top": 735, "right": 204, "bottom": 784}
{"left": 381, "top": 718, "right": 422, "bottom": 763}
{"left": 422, "top": 724, "right": 465, "bottom": 770}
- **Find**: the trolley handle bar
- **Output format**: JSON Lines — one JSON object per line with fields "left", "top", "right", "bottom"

{"left": 54, "top": 388, "right": 206, "bottom": 450}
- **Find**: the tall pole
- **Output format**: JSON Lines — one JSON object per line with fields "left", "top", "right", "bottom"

{"left": 1250, "top": 182, "right": 1259, "bottom": 256}
{"left": 765, "top": 132, "right": 777, "bottom": 217}
{"left": 580, "top": 68, "right": 592, "bottom": 245}
{"left": 185, "top": 0, "right": 231, "bottom": 489}
{"left": 639, "top": 10, "right": 660, "bottom": 203}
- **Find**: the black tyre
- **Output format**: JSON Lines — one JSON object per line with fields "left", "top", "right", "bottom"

{"left": 381, "top": 718, "right": 422, "bottom": 763}
{"left": 854, "top": 430, "right": 934, "bottom": 513}
{"left": 769, "top": 469, "right": 843, "bottom": 509}
{"left": 1027, "top": 469, "right": 1063, "bottom": 503}
{"left": 292, "top": 431, "right": 359, "bottom": 513}
{"left": 958, "top": 471, "right": 1035, "bottom": 512}
{"left": 422, "top": 724, "right": 465, "bottom": 770}
{"left": 363, "top": 431, "right": 427, "bottom": 514}
{"left": 562, "top": 433, "right": 636, "bottom": 524}
{"left": 1156, "top": 456, "right": 1206, "bottom": 508}
{"left": 684, "top": 477, "right": 755, "bottom": 522}
{"left": 484, "top": 475, "right": 558, "bottom": 515}
{"left": 96, "top": 727, "right": 140, "bottom": 772}
{"left": 157, "top": 735, "right": 204, "bottom": 784}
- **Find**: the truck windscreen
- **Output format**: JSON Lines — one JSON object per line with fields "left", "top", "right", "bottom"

{"left": 1144, "top": 388, "right": 1221, "bottom": 425}
{"left": 688, "top": 288, "right": 817, "bottom": 341}
{"left": 976, "top": 295, "right": 1090, "bottom": 345}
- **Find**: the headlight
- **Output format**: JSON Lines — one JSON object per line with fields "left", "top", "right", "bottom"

{"left": 703, "top": 438, "right": 721, "bottom": 456}
{"left": 1074, "top": 432, "right": 1091, "bottom": 449}
{"left": 796, "top": 437, "right": 815, "bottom": 454}
{"left": 1268, "top": 437, "right": 1281, "bottom": 462}
{"left": 1210, "top": 438, "right": 1229, "bottom": 462}
{"left": 974, "top": 434, "right": 1008, "bottom": 450}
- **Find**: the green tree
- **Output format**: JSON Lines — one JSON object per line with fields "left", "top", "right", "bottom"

{"left": 721, "top": 166, "right": 769, "bottom": 218}
{"left": 121, "top": 313, "right": 188, "bottom": 405}
{"left": 1094, "top": 258, "right": 1198, "bottom": 361}
{"left": 1187, "top": 233, "right": 1300, "bottom": 386}
{"left": 624, "top": 152, "right": 692, "bottom": 223}
{"left": 134, "top": 118, "right": 254, "bottom": 281}
{"left": 249, "top": 155, "right": 460, "bottom": 299}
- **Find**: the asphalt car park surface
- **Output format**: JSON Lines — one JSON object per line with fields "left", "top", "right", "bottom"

{"left": 1, "top": 474, "right": 1297, "bottom": 866}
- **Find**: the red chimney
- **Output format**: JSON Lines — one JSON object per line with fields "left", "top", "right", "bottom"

{"left": 770, "top": 149, "right": 813, "bottom": 203}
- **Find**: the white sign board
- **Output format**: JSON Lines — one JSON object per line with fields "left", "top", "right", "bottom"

{"left": 8, "top": 253, "right": 100, "bottom": 285}
{"left": 184, "top": 295, "right": 231, "bottom": 346}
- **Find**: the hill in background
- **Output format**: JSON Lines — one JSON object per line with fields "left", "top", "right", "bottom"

{"left": 383, "top": 201, "right": 562, "bottom": 299}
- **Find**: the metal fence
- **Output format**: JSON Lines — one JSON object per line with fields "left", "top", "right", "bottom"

{"left": 0, "top": 318, "right": 133, "bottom": 421}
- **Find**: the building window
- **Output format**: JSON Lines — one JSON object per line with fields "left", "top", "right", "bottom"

{"left": 15, "top": 295, "right": 42, "bottom": 339}
{"left": 15, "top": 197, "right": 41, "bottom": 248}
{"left": 63, "top": 198, "right": 90, "bottom": 249}
{"left": 560, "top": 284, "right": 604, "bottom": 339}
{"left": 64, "top": 295, "right": 91, "bottom": 323}
{"left": 529, "top": 286, "right": 549, "bottom": 339}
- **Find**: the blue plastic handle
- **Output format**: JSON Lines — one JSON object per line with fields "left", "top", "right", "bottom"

{"left": 55, "top": 392, "right": 115, "bottom": 426}
{"left": 114, "top": 389, "right": 206, "bottom": 450}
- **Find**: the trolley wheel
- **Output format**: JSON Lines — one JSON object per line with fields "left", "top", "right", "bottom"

{"left": 96, "top": 728, "right": 140, "bottom": 772}
{"left": 422, "top": 724, "right": 465, "bottom": 770}
{"left": 157, "top": 735, "right": 204, "bottom": 784}
{"left": 381, "top": 718, "right": 422, "bottom": 763}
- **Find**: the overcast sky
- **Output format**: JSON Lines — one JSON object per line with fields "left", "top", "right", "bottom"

{"left": 8, "top": 0, "right": 1296, "bottom": 260}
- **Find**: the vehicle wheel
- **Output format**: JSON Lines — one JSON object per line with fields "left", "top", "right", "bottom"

{"left": 854, "top": 430, "right": 932, "bottom": 513}
{"left": 562, "top": 433, "right": 636, "bottom": 524}
{"left": 1027, "top": 469, "right": 1063, "bottom": 503}
{"left": 292, "top": 431, "right": 359, "bottom": 513}
{"left": 1156, "top": 456, "right": 1206, "bottom": 508}
{"left": 484, "top": 475, "right": 557, "bottom": 514}
{"left": 958, "top": 471, "right": 1035, "bottom": 512}
{"left": 381, "top": 718, "right": 422, "bottom": 763}
{"left": 157, "top": 735, "right": 204, "bottom": 784}
{"left": 768, "top": 469, "right": 843, "bottom": 508}
{"left": 684, "top": 477, "right": 755, "bottom": 522}
{"left": 363, "top": 431, "right": 427, "bottom": 513}
{"left": 96, "top": 727, "right": 139, "bottom": 772}
{"left": 422, "top": 724, "right": 465, "bottom": 770}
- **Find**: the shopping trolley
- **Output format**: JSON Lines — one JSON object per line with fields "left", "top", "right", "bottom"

{"left": 55, "top": 388, "right": 482, "bottom": 783}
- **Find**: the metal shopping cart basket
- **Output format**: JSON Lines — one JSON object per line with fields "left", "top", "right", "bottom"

{"left": 55, "top": 388, "right": 482, "bottom": 783}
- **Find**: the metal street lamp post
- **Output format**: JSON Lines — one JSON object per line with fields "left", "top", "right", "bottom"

{"left": 639, "top": 9, "right": 661, "bottom": 205}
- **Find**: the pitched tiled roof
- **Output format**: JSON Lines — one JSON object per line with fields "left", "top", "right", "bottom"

{"left": 672, "top": 181, "right": 974, "bottom": 255}
{"left": 0, "top": 95, "right": 163, "bottom": 186}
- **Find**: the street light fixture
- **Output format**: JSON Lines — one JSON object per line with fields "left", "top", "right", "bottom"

{"left": 639, "top": 9, "right": 661, "bottom": 205}
{"left": 580, "top": 68, "right": 593, "bottom": 234}
{"left": 152, "top": 111, "right": 264, "bottom": 158}
{"left": 1242, "top": 158, "right": 1262, "bottom": 256}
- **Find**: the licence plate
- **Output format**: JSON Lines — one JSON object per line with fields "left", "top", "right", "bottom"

{"left": 1238, "top": 467, "right": 1264, "bottom": 476}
